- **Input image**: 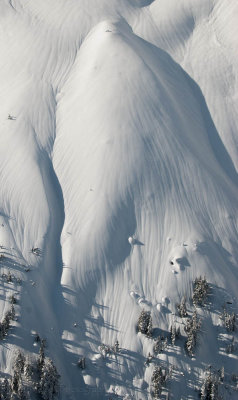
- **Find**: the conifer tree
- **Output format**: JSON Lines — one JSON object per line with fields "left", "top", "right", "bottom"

{"left": 151, "top": 366, "right": 164, "bottom": 398}
{"left": 153, "top": 336, "right": 167, "bottom": 354}
{"left": 113, "top": 340, "right": 119, "bottom": 353}
{"left": 23, "top": 358, "right": 33, "bottom": 380}
{"left": 185, "top": 311, "right": 201, "bottom": 356}
{"left": 200, "top": 369, "right": 219, "bottom": 400}
{"left": 177, "top": 296, "right": 188, "bottom": 317}
{"left": 192, "top": 277, "right": 209, "bottom": 306}
{"left": 38, "top": 358, "right": 60, "bottom": 400}
{"left": 13, "top": 351, "right": 25, "bottom": 376}
{"left": 137, "top": 310, "right": 153, "bottom": 336}
{"left": 37, "top": 340, "right": 46, "bottom": 373}
{"left": 1, "top": 378, "right": 11, "bottom": 400}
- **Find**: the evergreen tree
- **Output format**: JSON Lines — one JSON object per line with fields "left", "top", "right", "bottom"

{"left": 177, "top": 296, "right": 188, "bottom": 317}
{"left": 192, "top": 277, "right": 209, "bottom": 307}
{"left": 17, "top": 379, "right": 27, "bottom": 400}
{"left": 11, "top": 371, "right": 20, "bottom": 394}
{"left": 23, "top": 359, "right": 33, "bottom": 380}
{"left": 38, "top": 358, "right": 60, "bottom": 400}
{"left": 200, "top": 369, "right": 219, "bottom": 400}
{"left": 153, "top": 336, "right": 167, "bottom": 354}
{"left": 77, "top": 357, "right": 86, "bottom": 369}
{"left": 170, "top": 324, "right": 180, "bottom": 346}
{"left": 222, "top": 309, "right": 236, "bottom": 332}
{"left": 1, "top": 378, "right": 11, "bottom": 400}
{"left": 145, "top": 352, "right": 153, "bottom": 366}
{"left": 10, "top": 295, "right": 16, "bottom": 304}
{"left": 7, "top": 271, "right": 12, "bottom": 283}
{"left": 10, "top": 304, "right": 15, "bottom": 321}
{"left": 0, "top": 322, "right": 4, "bottom": 340}
{"left": 13, "top": 351, "right": 25, "bottom": 376}
{"left": 137, "top": 310, "right": 153, "bottom": 336}
{"left": 113, "top": 340, "right": 119, "bottom": 353}
{"left": 151, "top": 366, "right": 164, "bottom": 398}
{"left": 37, "top": 340, "right": 46, "bottom": 373}
{"left": 185, "top": 311, "right": 201, "bottom": 356}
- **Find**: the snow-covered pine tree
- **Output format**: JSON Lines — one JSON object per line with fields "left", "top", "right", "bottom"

{"left": 11, "top": 371, "right": 20, "bottom": 394}
{"left": 137, "top": 310, "right": 153, "bottom": 336}
{"left": 219, "top": 366, "right": 224, "bottom": 382}
{"left": 200, "top": 369, "right": 219, "bottom": 400}
{"left": 151, "top": 366, "right": 163, "bottom": 398}
{"left": 1, "top": 312, "right": 11, "bottom": 337}
{"left": 98, "top": 344, "right": 111, "bottom": 358}
{"left": 38, "top": 358, "right": 60, "bottom": 400}
{"left": 153, "top": 336, "right": 167, "bottom": 354}
{"left": 1, "top": 377, "right": 11, "bottom": 400}
{"left": 7, "top": 271, "right": 12, "bottom": 283}
{"left": 24, "top": 358, "right": 33, "bottom": 379}
{"left": 17, "top": 378, "right": 28, "bottom": 400}
{"left": 10, "top": 304, "right": 15, "bottom": 320}
{"left": 145, "top": 352, "right": 153, "bottom": 367}
{"left": 177, "top": 296, "right": 188, "bottom": 317}
{"left": 226, "top": 336, "right": 235, "bottom": 353}
{"left": 13, "top": 351, "right": 25, "bottom": 375}
{"left": 222, "top": 308, "right": 236, "bottom": 332}
{"left": 0, "top": 322, "right": 4, "bottom": 340}
{"left": 185, "top": 311, "right": 201, "bottom": 356}
{"left": 37, "top": 340, "right": 46, "bottom": 373}
{"left": 170, "top": 324, "right": 180, "bottom": 346}
{"left": 113, "top": 340, "right": 119, "bottom": 353}
{"left": 11, "top": 350, "right": 25, "bottom": 396}
{"left": 192, "top": 277, "right": 209, "bottom": 307}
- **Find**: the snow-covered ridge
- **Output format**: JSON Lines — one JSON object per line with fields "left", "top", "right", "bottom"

{"left": 0, "top": 1, "right": 238, "bottom": 399}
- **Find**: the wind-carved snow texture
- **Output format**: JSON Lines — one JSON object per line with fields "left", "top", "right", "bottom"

{"left": 0, "top": 1, "right": 238, "bottom": 399}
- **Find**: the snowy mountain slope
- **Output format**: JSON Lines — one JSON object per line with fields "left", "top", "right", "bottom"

{"left": 133, "top": 0, "right": 238, "bottom": 170}
{"left": 0, "top": 1, "right": 238, "bottom": 399}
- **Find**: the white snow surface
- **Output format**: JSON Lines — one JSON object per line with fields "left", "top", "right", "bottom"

{"left": 0, "top": 0, "right": 238, "bottom": 399}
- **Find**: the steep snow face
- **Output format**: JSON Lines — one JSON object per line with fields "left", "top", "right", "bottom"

{"left": 133, "top": 0, "right": 238, "bottom": 171}
{"left": 0, "top": 1, "right": 238, "bottom": 399}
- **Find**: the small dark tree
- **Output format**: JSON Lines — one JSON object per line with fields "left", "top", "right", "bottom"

{"left": 151, "top": 366, "right": 169, "bottom": 399}
{"left": 7, "top": 271, "right": 13, "bottom": 283}
{"left": 137, "top": 310, "right": 153, "bottom": 336}
{"left": 113, "top": 340, "right": 119, "bottom": 353}
{"left": 24, "top": 358, "right": 33, "bottom": 379}
{"left": 11, "top": 351, "right": 25, "bottom": 396}
{"left": 222, "top": 308, "right": 236, "bottom": 332}
{"left": 10, "top": 304, "right": 15, "bottom": 320}
{"left": 77, "top": 357, "right": 86, "bottom": 369}
{"left": 1, "top": 378, "right": 11, "bottom": 400}
{"left": 185, "top": 311, "right": 201, "bottom": 356}
{"left": 11, "top": 371, "right": 20, "bottom": 394}
{"left": 13, "top": 351, "right": 25, "bottom": 375}
{"left": 192, "top": 277, "right": 209, "bottom": 307}
{"left": 153, "top": 336, "right": 167, "bottom": 354}
{"left": 151, "top": 366, "right": 164, "bottom": 398}
{"left": 10, "top": 295, "right": 17, "bottom": 304}
{"left": 0, "top": 309, "right": 13, "bottom": 340}
{"left": 37, "top": 340, "right": 46, "bottom": 373}
{"left": 226, "top": 336, "right": 235, "bottom": 353}
{"left": 17, "top": 379, "right": 27, "bottom": 400}
{"left": 98, "top": 344, "right": 111, "bottom": 358}
{"left": 200, "top": 369, "right": 219, "bottom": 400}
{"left": 170, "top": 324, "right": 180, "bottom": 346}
{"left": 145, "top": 352, "right": 153, "bottom": 366}
{"left": 177, "top": 296, "right": 188, "bottom": 317}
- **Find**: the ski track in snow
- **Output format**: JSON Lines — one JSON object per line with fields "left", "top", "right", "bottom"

{"left": 0, "top": 0, "right": 238, "bottom": 399}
